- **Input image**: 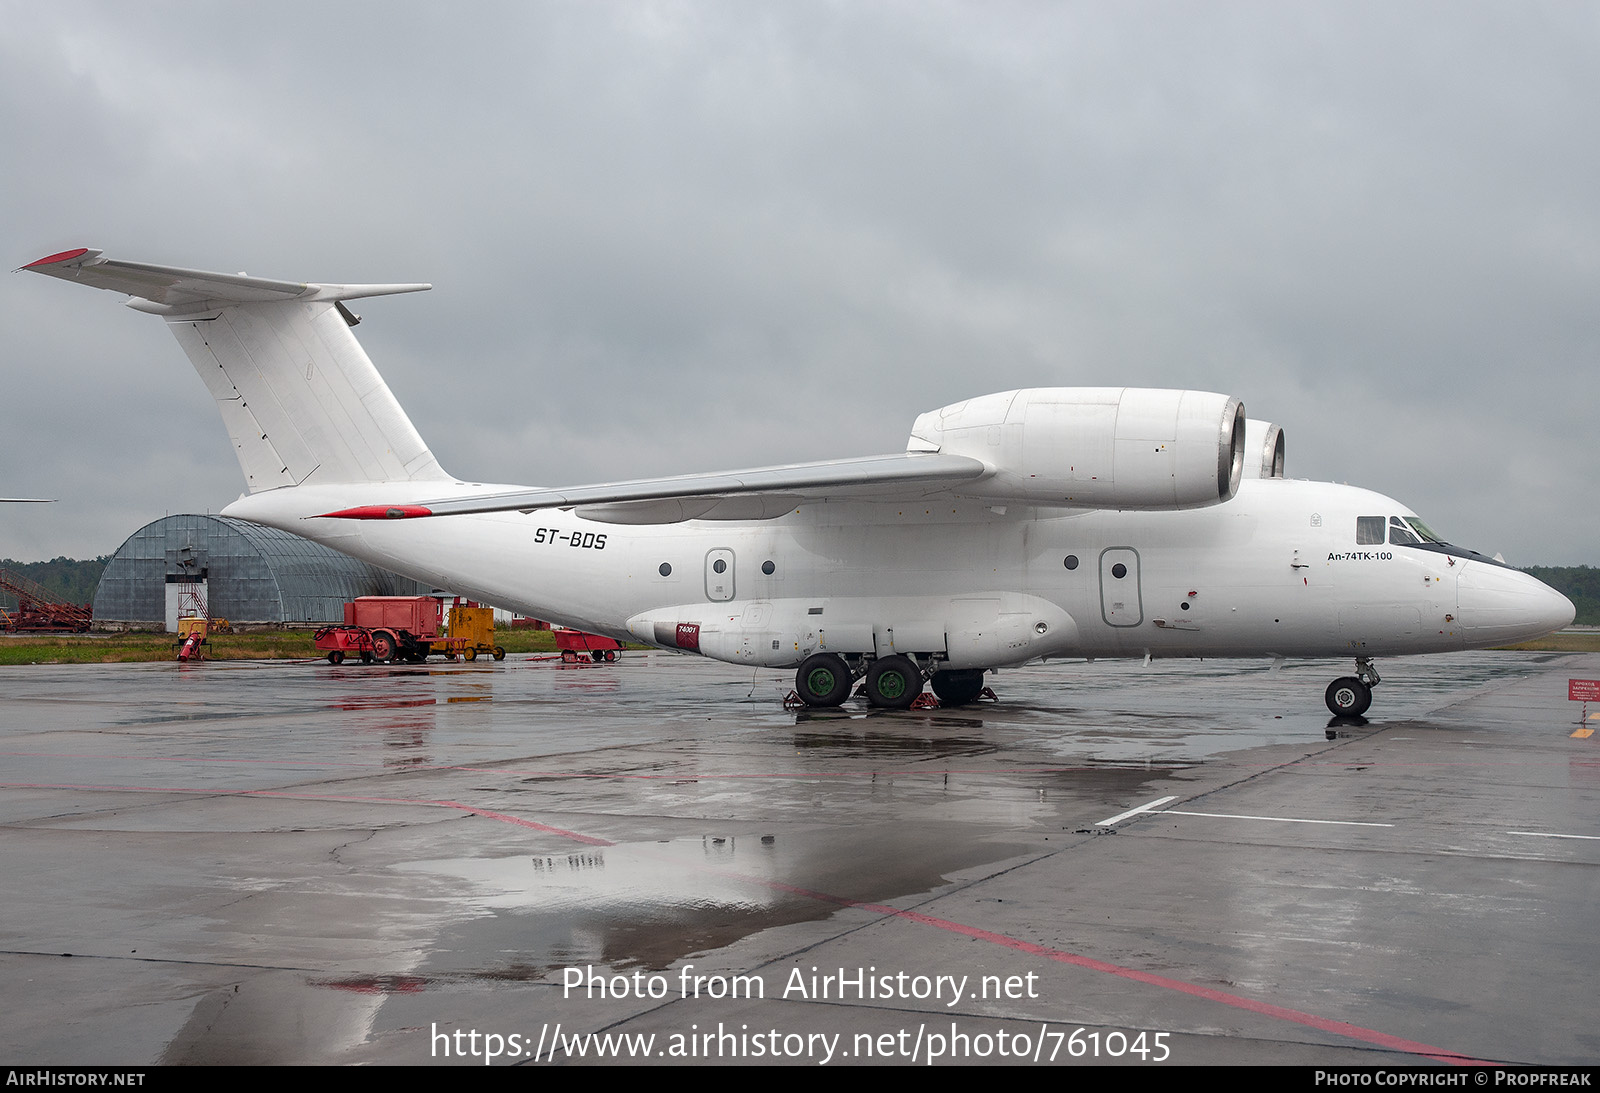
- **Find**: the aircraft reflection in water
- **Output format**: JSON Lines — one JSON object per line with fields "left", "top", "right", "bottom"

{"left": 26, "top": 249, "right": 1574, "bottom": 717}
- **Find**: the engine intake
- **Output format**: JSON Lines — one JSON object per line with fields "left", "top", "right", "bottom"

{"left": 1244, "top": 419, "right": 1285, "bottom": 478}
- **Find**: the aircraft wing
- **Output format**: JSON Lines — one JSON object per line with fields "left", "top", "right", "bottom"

{"left": 318, "top": 452, "right": 991, "bottom": 524}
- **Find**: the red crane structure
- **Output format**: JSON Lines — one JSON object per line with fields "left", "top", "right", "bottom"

{"left": 0, "top": 568, "right": 93, "bottom": 632}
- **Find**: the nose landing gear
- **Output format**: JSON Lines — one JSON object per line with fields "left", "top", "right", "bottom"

{"left": 1325, "top": 657, "right": 1381, "bottom": 717}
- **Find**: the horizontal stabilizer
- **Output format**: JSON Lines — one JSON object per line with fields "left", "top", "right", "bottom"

{"left": 20, "top": 248, "right": 429, "bottom": 313}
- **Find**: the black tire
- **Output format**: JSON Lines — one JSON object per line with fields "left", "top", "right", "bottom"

{"left": 370, "top": 630, "right": 397, "bottom": 663}
{"left": 327, "top": 651, "right": 344, "bottom": 665}
{"left": 603, "top": 649, "right": 617, "bottom": 662}
{"left": 465, "top": 647, "right": 478, "bottom": 662}
{"left": 492, "top": 646, "right": 506, "bottom": 661}
{"left": 931, "top": 669, "right": 985, "bottom": 706}
{"left": 591, "top": 650, "right": 605, "bottom": 663}
{"left": 1326, "top": 677, "right": 1372, "bottom": 717}
{"left": 865, "top": 654, "right": 922, "bottom": 710}
{"left": 795, "top": 652, "right": 852, "bottom": 707}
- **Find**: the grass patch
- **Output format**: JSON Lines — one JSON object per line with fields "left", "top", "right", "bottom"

{"left": 0, "top": 626, "right": 575, "bottom": 665}
{"left": 1495, "top": 633, "right": 1600, "bottom": 653}
{"left": 484, "top": 629, "right": 560, "bottom": 654}
{"left": 0, "top": 631, "right": 317, "bottom": 665}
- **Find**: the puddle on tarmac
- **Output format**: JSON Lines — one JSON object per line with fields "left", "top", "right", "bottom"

{"left": 394, "top": 822, "right": 1036, "bottom": 978}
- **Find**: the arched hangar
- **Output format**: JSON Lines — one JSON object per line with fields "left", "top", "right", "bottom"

{"left": 93, "top": 514, "right": 426, "bottom": 631}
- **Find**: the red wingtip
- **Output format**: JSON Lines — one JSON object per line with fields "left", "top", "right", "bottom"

{"left": 23, "top": 248, "right": 91, "bottom": 269}
{"left": 315, "top": 505, "right": 434, "bottom": 520}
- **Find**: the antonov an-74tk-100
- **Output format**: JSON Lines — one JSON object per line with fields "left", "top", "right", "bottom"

{"left": 24, "top": 248, "right": 1575, "bottom": 717}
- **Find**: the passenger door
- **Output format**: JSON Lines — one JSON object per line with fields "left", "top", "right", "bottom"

{"left": 705, "top": 549, "right": 735, "bottom": 602}
{"left": 1099, "top": 547, "right": 1143, "bottom": 627}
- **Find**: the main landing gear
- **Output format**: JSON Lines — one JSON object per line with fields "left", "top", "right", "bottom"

{"left": 865, "top": 655, "right": 921, "bottom": 710}
{"left": 795, "top": 653, "right": 852, "bottom": 707}
{"left": 930, "top": 669, "right": 986, "bottom": 707}
{"left": 791, "top": 655, "right": 993, "bottom": 710}
{"left": 1325, "top": 657, "right": 1381, "bottom": 717}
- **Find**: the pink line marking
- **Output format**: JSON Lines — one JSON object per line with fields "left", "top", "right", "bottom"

{"left": 436, "top": 801, "right": 612, "bottom": 845}
{"left": 752, "top": 878, "right": 1490, "bottom": 1064}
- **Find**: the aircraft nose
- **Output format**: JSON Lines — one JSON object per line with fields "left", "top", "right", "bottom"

{"left": 1455, "top": 563, "right": 1575, "bottom": 646}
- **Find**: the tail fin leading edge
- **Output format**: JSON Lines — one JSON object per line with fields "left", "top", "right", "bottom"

{"left": 22, "top": 248, "right": 451, "bottom": 492}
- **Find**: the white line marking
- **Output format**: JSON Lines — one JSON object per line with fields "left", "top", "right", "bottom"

{"left": 1095, "top": 795, "right": 1177, "bottom": 827}
{"left": 1507, "top": 830, "right": 1600, "bottom": 841}
{"left": 1161, "top": 809, "right": 1394, "bottom": 828}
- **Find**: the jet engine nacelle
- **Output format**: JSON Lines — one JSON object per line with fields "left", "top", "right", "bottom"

{"left": 1244, "top": 419, "right": 1285, "bottom": 479}
{"left": 908, "top": 387, "right": 1246, "bottom": 509}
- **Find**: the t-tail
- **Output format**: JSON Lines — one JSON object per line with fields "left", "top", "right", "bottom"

{"left": 20, "top": 248, "right": 450, "bottom": 492}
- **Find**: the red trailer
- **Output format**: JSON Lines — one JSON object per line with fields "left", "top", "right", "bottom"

{"left": 555, "top": 628, "right": 623, "bottom": 663}
{"left": 314, "top": 596, "right": 505, "bottom": 664}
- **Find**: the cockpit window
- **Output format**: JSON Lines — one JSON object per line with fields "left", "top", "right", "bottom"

{"left": 1356, "top": 516, "right": 1385, "bottom": 545}
{"left": 1388, "top": 516, "right": 1420, "bottom": 546}
{"left": 1404, "top": 516, "right": 1443, "bottom": 544}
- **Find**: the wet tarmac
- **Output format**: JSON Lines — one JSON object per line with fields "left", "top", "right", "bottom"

{"left": 1, "top": 650, "right": 1596, "bottom": 1065}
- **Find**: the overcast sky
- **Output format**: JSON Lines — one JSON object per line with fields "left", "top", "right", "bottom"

{"left": 3, "top": 1, "right": 1596, "bottom": 566}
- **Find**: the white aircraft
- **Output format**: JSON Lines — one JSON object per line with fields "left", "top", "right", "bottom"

{"left": 23, "top": 248, "right": 1575, "bottom": 717}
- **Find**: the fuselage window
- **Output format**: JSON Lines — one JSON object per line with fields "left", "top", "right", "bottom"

{"left": 1356, "top": 516, "right": 1385, "bottom": 545}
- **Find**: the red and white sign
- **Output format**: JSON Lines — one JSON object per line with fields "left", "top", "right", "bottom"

{"left": 1569, "top": 679, "right": 1600, "bottom": 702}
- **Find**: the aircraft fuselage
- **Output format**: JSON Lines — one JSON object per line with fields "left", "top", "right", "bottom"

{"left": 226, "top": 476, "right": 1570, "bottom": 671}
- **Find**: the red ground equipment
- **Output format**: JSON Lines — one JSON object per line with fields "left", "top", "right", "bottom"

{"left": 0, "top": 567, "right": 92, "bottom": 632}
{"left": 314, "top": 596, "right": 505, "bottom": 665}
{"left": 555, "top": 628, "right": 623, "bottom": 663}
{"left": 177, "top": 618, "right": 207, "bottom": 662}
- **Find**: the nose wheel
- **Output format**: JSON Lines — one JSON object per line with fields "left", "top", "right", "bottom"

{"left": 1325, "top": 657, "right": 1380, "bottom": 717}
{"left": 1325, "top": 677, "right": 1372, "bottom": 717}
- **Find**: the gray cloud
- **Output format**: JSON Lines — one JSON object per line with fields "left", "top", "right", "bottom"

{"left": 3, "top": 1, "right": 1596, "bottom": 564}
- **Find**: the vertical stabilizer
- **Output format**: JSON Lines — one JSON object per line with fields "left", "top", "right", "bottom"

{"left": 21, "top": 248, "right": 450, "bottom": 491}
